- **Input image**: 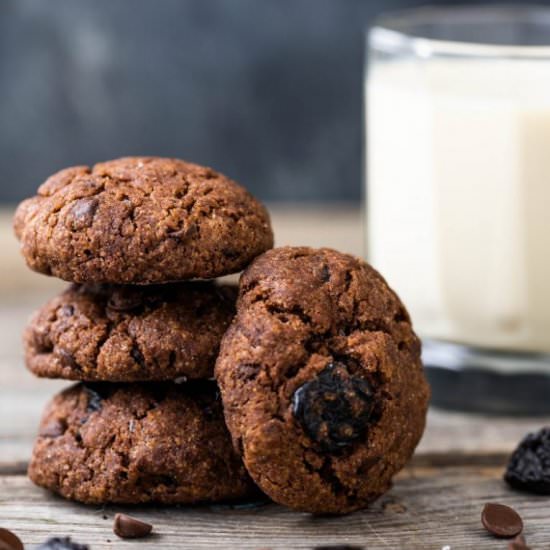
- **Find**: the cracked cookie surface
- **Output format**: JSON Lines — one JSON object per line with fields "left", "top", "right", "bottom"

{"left": 215, "top": 247, "right": 430, "bottom": 514}
{"left": 24, "top": 282, "right": 236, "bottom": 382}
{"left": 28, "top": 382, "right": 258, "bottom": 504}
{"left": 13, "top": 157, "right": 273, "bottom": 283}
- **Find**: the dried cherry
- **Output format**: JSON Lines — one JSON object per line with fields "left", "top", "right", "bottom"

{"left": 292, "top": 362, "right": 375, "bottom": 452}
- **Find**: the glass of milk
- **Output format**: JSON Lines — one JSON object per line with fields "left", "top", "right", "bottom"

{"left": 367, "top": 6, "right": 550, "bottom": 414}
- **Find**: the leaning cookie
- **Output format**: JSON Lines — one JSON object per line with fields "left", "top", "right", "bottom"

{"left": 14, "top": 157, "right": 273, "bottom": 284}
{"left": 28, "top": 382, "right": 258, "bottom": 504}
{"left": 24, "top": 282, "right": 236, "bottom": 382}
{"left": 215, "top": 247, "right": 430, "bottom": 514}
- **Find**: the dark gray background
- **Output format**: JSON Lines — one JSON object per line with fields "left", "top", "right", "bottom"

{"left": 0, "top": 0, "right": 516, "bottom": 203}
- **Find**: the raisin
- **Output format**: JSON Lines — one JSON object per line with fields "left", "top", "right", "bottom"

{"left": 36, "top": 537, "right": 89, "bottom": 550}
{"left": 292, "top": 362, "right": 375, "bottom": 452}
{"left": 504, "top": 426, "right": 550, "bottom": 494}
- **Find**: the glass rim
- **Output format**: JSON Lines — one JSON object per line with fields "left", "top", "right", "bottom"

{"left": 370, "top": 4, "right": 550, "bottom": 59}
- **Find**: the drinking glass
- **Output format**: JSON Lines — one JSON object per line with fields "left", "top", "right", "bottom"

{"left": 366, "top": 6, "right": 550, "bottom": 414}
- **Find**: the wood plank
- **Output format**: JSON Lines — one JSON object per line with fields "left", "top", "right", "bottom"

{"left": 417, "top": 408, "right": 548, "bottom": 459}
{"left": 0, "top": 467, "right": 547, "bottom": 549}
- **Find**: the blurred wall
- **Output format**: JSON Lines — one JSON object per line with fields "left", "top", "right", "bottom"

{"left": 0, "top": 0, "right": 502, "bottom": 203}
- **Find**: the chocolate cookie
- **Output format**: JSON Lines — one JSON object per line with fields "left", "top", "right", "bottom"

{"left": 24, "top": 282, "right": 236, "bottom": 382}
{"left": 14, "top": 157, "right": 273, "bottom": 283}
{"left": 28, "top": 382, "right": 258, "bottom": 504}
{"left": 215, "top": 247, "right": 430, "bottom": 514}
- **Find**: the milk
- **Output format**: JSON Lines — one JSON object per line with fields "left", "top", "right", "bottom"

{"left": 367, "top": 59, "right": 550, "bottom": 354}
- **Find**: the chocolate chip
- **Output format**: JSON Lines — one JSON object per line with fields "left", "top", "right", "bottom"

{"left": 292, "top": 362, "right": 375, "bottom": 452}
{"left": 69, "top": 197, "right": 98, "bottom": 230}
{"left": 481, "top": 503, "right": 523, "bottom": 538}
{"left": 36, "top": 537, "right": 89, "bottom": 550}
{"left": 0, "top": 528, "right": 24, "bottom": 550}
{"left": 508, "top": 534, "right": 530, "bottom": 549}
{"left": 113, "top": 513, "right": 153, "bottom": 539}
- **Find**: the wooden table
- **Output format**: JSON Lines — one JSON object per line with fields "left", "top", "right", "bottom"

{"left": 1, "top": 207, "right": 549, "bottom": 549}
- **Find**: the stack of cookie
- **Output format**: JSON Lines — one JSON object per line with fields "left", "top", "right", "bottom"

{"left": 13, "top": 157, "right": 273, "bottom": 504}
{"left": 15, "top": 156, "right": 430, "bottom": 515}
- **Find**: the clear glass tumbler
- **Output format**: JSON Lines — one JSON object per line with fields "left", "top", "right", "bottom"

{"left": 366, "top": 6, "right": 550, "bottom": 414}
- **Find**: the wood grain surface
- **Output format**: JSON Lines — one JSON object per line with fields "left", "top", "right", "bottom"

{"left": 2, "top": 468, "right": 548, "bottom": 549}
